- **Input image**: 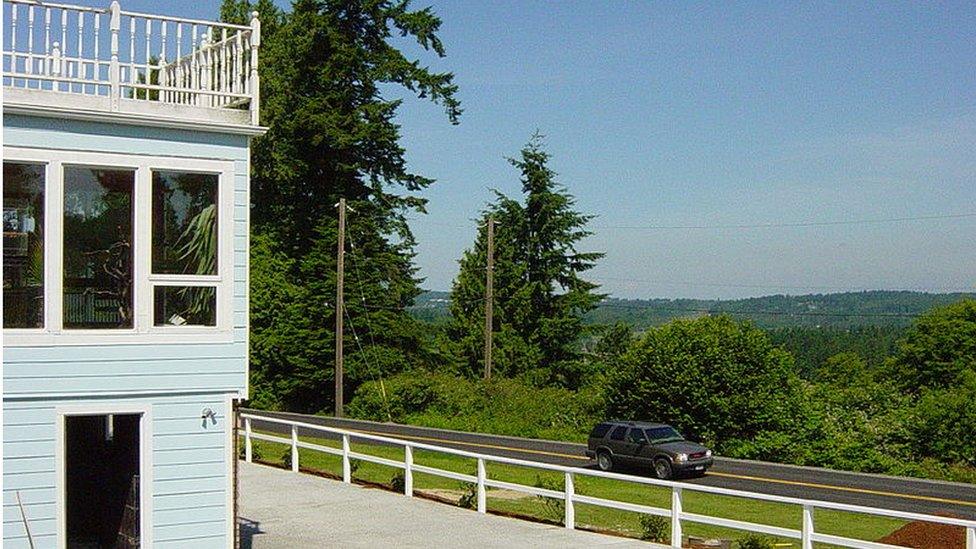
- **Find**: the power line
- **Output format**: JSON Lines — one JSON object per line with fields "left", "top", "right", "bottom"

{"left": 590, "top": 212, "right": 976, "bottom": 231}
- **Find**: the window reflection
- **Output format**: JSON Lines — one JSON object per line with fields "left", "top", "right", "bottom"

{"left": 63, "top": 167, "right": 134, "bottom": 329}
{"left": 152, "top": 171, "right": 218, "bottom": 275}
{"left": 153, "top": 286, "right": 216, "bottom": 327}
{"left": 3, "top": 163, "right": 45, "bottom": 328}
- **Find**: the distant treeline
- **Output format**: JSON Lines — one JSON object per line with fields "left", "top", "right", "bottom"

{"left": 410, "top": 289, "right": 975, "bottom": 330}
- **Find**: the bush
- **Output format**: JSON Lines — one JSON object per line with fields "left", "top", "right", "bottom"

{"left": 606, "top": 315, "right": 805, "bottom": 450}
{"left": 737, "top": 533, "right": 775, "bottom": 549}
{"left": 348, "top": 371, "right": 603, "bottom": 442}
{"left": 458, "top": 482, "right": 478, "bottom": 509}
{"left": 390, "top": 471, "right": 406, "bottom": 493}
{"left": 638, "top": 515, "right": 668, "bottom": 542}
{"left": 533, "top": 474, "right": 565, "bottom": 523}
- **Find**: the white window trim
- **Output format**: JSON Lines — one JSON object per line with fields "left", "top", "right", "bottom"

{"left": 55, "top": 402, "right": 154, "bottom": 549}
{"left": 3, "top": 147, "right": 235, "bottom": 345}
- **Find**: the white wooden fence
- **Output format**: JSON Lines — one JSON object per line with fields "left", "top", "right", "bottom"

{"left": 241, "top": 413, "right": 976, "bottom": 549}
{"left": 3, "top": 0, "right": 260, "bottom": 123}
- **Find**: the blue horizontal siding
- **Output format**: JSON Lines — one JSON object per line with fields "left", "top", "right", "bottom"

{"left": 2, "top": 394, "right": 232, "bottom": 547}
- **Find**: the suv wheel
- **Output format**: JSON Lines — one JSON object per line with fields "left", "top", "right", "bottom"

{"left": 654, "top": 458, "right": 673, "bottom": 480}
{"left": 596, "top": 451, "right": 614, "bottom": 472}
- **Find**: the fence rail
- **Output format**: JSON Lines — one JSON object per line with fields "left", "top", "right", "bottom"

{"left": 3, "top": 0, "right": 260, "bottom": 124}
{"left": 240, "top": 413, "right": 976, "bottom": 549}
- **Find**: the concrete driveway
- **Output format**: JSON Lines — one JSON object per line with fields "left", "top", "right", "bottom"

{"left": 238, "top": 461, "right": 660, "bottom": 548}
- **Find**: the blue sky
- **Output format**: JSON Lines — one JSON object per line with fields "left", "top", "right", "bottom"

{"left": 71, "top": 1, "right": 976, "bottom": 298}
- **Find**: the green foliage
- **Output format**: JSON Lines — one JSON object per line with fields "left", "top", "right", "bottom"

{"left": 606, "top": 315, "right": 804, "bottom": 450}
{"left": 886, "top": 299, "right": 976, "bottom": 391}
{"left": 913, "top": 370, "right": 976, "bottom": 467}
{"left": 532, "top": 474, "right": 565, "bottom": 523}
{"left": 449, "top": 135, "right": 604, "bottom": 386}
{"left": 638, "top": 515, "right": 668, "bottom": 543}
{"left": 769, "top": 325, "right": 903, "bottom": 380}
{"left": 457, "top": 482, "right": 477, "bottom": 509}
{"left": 737, "top": 533, "right": 775, "bottom": 549}
{"left": 390, "top": 471, "right": 405, "bottom": 493}
{"left": 221, "top": 0, "right": 462, "bottom": 413}
{"left": 347, "top": 371, "right": 603, "bottom": 441}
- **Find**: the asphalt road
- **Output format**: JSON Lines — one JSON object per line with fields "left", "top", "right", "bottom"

{"left": 242, "top": 408, "right": 976, "bottom": 520}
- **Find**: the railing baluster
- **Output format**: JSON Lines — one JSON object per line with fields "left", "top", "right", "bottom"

{"left": 92, "top": 7, "right": 98, "bottom": 86}
{"left": 234, "top": 30, "right": 243, "bottom": 96}
{"left": 190, "top": 23, "right": 197, "bottom": 106}
{"left": 967, "top": 526, "right": 975, "bottom": 549}
{"left": 801, "top": 504, "right": 813, "bottom": 549}
{"left": 128, "top": 17, "right": 135, "bottom": 94}
{"left": 60, "top": 9, "right": 67, "bottom": 92}
{"left": 176, "top": 23, "right": 183, "bottom": 104}
{"left": 43, "top": 7, "right": 51, "bottom": 87}
{"left": 564, "top": 471, "right": 575, "bottom": 530}
{"left": 160, "top": 21, "right": 168, "bottom": 103}
{"left": 76, "top": 9, "right": 83, "bottom": 94}
{"left": 10, "top": 3, "right": 17, "bottom": 85}
{"left": 671, "top": 486, "right": 682, "bottom": 548}
{"left": 109, "top": 1, "right": 119, "bottom": 109}
{"left": 342, "top": 434, "right": 351, "bottom": 483}
{"left": 220, "top": 27, "right": 228, "bottom": 106}
{"left": 404, "top": 445, "right": 413, "bottom": 497}
{"left": 290, "top": 425, "right": 299, "bottom": 473}
{"left": 26, "top": 5, "right": 33, "bottom": 84}
{"left": 476, "top": 457, "right": 486, "bottom": 513}
{"left": 143, "top": 16, "right": 150, "bottom": 96}
{"left": 244, "top": 417, "right": 252, "bottom": 463}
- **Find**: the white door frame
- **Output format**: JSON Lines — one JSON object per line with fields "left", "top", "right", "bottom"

{"left": 55, "top": 403, "right": 154, "bottom": 549}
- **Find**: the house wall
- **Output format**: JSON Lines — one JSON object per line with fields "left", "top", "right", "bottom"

{"left": 3, "top": 393, "right": 235, "bottom": 548}
{"left": 2, "top": 114, "right": 251, "bottom": 548}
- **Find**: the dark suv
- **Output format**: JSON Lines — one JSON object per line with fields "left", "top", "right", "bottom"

{"left": 585, "top": 420, "right": 713, "bottom": 479}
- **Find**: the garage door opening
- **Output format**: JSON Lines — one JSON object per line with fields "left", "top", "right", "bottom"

{"left": 65, "top": 414, "right": 142, "bottom": 549}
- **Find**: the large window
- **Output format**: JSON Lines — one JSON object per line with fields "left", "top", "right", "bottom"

{"left": 3, "top": 162, "right": 45, "bottom": 329}
{"left": 63, "top": 167, "right": 135, "bottom": 329}
{"left": 151, "top": 170, "right": 219, "bottom": 327}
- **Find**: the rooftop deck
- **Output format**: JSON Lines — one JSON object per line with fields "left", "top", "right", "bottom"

{"left": 3, "top": 0, "right": 261, "bottom": 132}
{"left": 239, "top": 462, "right": 657, "bottom": 548}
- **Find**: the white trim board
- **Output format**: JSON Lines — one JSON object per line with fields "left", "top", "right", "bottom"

{"left": 55, "top": 402, "right": 154, "bottom": 549}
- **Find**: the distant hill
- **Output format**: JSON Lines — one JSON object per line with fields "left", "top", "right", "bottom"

{"left": 409, "top": 290, "right": 975, "bottom": 329}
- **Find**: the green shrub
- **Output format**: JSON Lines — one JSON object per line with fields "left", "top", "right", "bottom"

{"left": 533, "top": 474, "right": 565, "bottom": 523}
{"left": 737, "top": 533, "right": 775, "bottom": 549}
{"left": 457, "top": 482, "right": 478, "bottom": 509}
{"left": 638, "top": 515, "right": 668, "bottom": 542}
{"left": 390, "top": 471, "right": 406, "bottom": 493}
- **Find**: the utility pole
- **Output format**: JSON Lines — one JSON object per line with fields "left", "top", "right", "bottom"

{"left": 484, "top": 216, "right": 494, "bottom": 380}
{"left": 335, "top": 198, "right": 346, "bottom": 417}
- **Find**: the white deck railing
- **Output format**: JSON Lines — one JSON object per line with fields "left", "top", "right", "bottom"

{"left": 3, "top": 0, "right": 260, "bottom": 124}
{"left": 240, "top": 413, "right": 976, "bottom": 549}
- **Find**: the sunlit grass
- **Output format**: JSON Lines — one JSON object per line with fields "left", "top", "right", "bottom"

{"left": 245, "top": 430, "right": 905, "bottom": 547}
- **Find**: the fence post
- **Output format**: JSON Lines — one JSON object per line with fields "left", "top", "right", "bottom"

{"left": 244, "top": 417, "right": 252, "bottom": 463}
{"left": 290, "top": 425, "right": 299, "bottom": 473}
{"left": 109, "top": 1, "right": 120, "bottom": 110}
{"left": 564, "top": 471, "right": 575, "bottom": 530}
{"left": 476, "top": 458, "right": 487, "bottom": 513}
{"left": 966, "top": 526, "right": 975, "bottom": 549}
{"left": 670, "top": 486, "right": 682, "bottom": 548}
{"left": 342, "top": 434, "right": 351, "bottom": 483}
{"left": 404, "top": 445, "right": 413, "bottom": 497}
{"left": 801, "top": 505, "right": 813, "bottom": 549}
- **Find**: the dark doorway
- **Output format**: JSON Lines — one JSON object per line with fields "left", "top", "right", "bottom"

{"left": 65, "top": 414, "right": 141, "bottom": 549}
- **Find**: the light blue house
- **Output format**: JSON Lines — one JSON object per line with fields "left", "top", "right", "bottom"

{"left": 3, "top": 1, "right": 262, "bottom": 546}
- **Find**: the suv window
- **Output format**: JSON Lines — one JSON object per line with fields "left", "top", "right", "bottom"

{"left": 627, "top": 428, "right": 647, "bottom": 444}
{"left": 590, "top": 423, "right": 612, "bottom": 439}
{"left": 609, "top": 426, "right": 627, "bottom": 441}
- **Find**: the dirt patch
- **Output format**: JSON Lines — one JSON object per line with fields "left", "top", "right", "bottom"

{"left": 877, "top": 513, "right": 966, "bottom": 549}
{"left": 421, "top": 488, "right": 529, "bottom": 502}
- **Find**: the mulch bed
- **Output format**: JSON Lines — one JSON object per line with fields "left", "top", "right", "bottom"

{"left": 877, "top": 513, "right": 966, "bottom": 549}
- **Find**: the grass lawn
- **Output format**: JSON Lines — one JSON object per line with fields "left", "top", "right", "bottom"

{"left": 245, "top": 431, "right": 905, "bottom": 547}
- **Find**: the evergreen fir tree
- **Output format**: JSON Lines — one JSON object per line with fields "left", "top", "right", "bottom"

{"left": 450, "top": 135, "right": 604, "bottom": 386}
{"left": 222, "top": 0, "right": 461, "bottom": 412}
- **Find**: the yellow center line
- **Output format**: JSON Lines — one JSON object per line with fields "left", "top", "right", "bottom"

{"left": 270, "top": 420, "right": 976, "bottom": 509}
{"left": 706, "top": 471, "right": 976, "bottom": 508}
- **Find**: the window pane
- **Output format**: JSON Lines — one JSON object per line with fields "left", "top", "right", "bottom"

{"left": 153, "top": 286, "right": 216, "bottom": 326}
{"left": 63, "top": 167, "right": 134, "bottom": 329}
{"left": 152, "top": 171, "right": 218, "bottom": 275}
{"left": 3, "top": 163, "right": 45, "bottom": 328}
